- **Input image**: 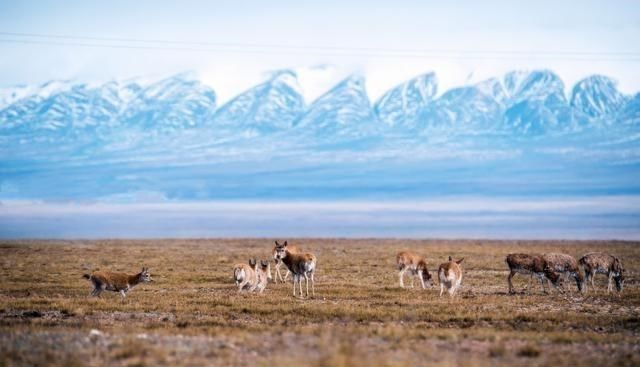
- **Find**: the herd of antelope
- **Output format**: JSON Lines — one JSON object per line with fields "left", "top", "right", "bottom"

{"left": 82, "top": 242, "right": 626, "bottom": 300}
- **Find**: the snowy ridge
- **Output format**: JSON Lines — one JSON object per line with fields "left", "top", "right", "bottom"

{"left": 571, "top": 75, "right": 628, "bottom": 119}
{"left": 213, "top": 70, "right": 304, "bottom": 131}
{"left": 0, "top": 69, "right": 638, "bottom": 139}
{"left": 294, "top": 74, "right": 377, "bottom": 136}
{"left": 375, "top": 73, "right": 437, "bottom": 128}
{"left": 121, "top": 74, "right": 216, "bottom": 128}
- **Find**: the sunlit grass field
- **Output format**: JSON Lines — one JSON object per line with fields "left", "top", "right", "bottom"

{"left": 1, "top": 239, "right": 639, "bottom": 366}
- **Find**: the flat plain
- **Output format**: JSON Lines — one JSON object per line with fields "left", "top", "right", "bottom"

{"left": 0, "top": 239, "right": 638, "bottom": 366}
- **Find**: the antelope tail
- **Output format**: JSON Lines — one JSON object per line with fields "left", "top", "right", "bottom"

{"left": 82, "top": 274, "right": 91, "bottom": 280}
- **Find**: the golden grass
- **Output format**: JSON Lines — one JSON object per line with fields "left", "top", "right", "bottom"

{"left": 0, "top": 239, "right": 639, "bottom": 366}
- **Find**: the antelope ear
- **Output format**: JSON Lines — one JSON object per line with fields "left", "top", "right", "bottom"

{"left": 283, "top": 241, "right": 288, "bottom": 247}
{"left": 275, "top": 240, "right": 280, "bottom": 246}
{"left": 448, "top": 256, "right": 452, "bottom": 262}
{"left": 456, "top": 258, "right": 464, "bottom": 264}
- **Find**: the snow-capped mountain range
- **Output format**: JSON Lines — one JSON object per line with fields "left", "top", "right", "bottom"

{"left": 1, "top": 68, "right": 639, "bottom": 202}
{"left": 1, "top": 69, "right": 638, "bottom": 139}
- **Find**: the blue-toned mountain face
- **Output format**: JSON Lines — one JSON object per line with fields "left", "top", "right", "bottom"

{"left": 571, "top": 75, "right": 629, "bottom": 120}
{"left": 0, "top": 74, "right": 216, "bottom": 136}
{"left": 374, "top": 73, "right": 437, "bottom": 129}
{"left": 213, "top": 70, "right": 304, "bottom": 134}
{"left": 294, "top": 75, "right": 378, "bottom": 138}
{"left": 0, "top": 70, "right": 638, "bottom": 201}
{"left": 121, "top": 75, "right": 216, "bottom": 130}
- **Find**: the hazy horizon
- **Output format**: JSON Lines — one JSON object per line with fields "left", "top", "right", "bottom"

{"left": 2, "top": 196, "right": 639, "bottom": 239}
{"left": 1, "top": 1, "right": 639, "bottom": 239}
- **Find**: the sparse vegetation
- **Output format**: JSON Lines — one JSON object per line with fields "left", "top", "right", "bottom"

{"left": 0, "top": 239, "right": 639, "bottom": 366}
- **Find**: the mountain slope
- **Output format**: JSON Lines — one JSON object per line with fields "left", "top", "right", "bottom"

{"left": 0, "top": 81, "right": 136, "bottom": 133}
{"left": 618, "top": 93, "right": 640, "bottom": 125}
{"left": 419, "top": 84, "right": 503, "bottom": 131}
{"left": 571, "top": 75, "right": 628, "bottom": 119}
{"left": 502, "top": 70, "right": 578, "bottom": 134}
{"left": 374, "top": 73, "right": 437, "bottom": 129}
{"left": 121, "top": 74, "right": 216, "bottom": 129}
{"left": 212, "top": 70, "right": 304, "bottom": 132}
{"left": 294, "top": 75, "right": 379, "bottom": 137}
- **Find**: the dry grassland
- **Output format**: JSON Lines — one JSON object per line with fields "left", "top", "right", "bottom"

{"left": 0, "top": 239, "right": 639, "bottom": 366}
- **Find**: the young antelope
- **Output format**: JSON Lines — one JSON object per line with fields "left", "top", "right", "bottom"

{"left": 82, "top": 267, "right": 153, "bottom": 300}
{"left": 396, "top": 251, "right": 432, "bottom": 289}
{"left": 255, "top": 260, "right": 272, "bottom": 293}
{"left": 505, "top": 253, "right": 549, "bottom": 294}
{"left": 233, "top": 259, "right": 260, "bottom": 292}
{"left": 542, "top": 253, "right": 585, "bottom": 293}
{"left": 438, "top": 256, "right": 464, "bottom": 297}
{"left": 579, "top": 252, "right": 625, "bottom": 293}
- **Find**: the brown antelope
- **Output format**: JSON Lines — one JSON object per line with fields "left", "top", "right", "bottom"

{"left": 273, "top": 240, "right": 317, "bottom": 298}
{"left": 255, "top": 260, "right": 272, "bottom": 293}
{"left": 438, "top": 256, "right": 464, "bottom": 297}
{"left": 233, "top": 259, "right": 261, "bottom": 292}
{"left": 505, "top": 253, "right": 550, "bottom": 294}
{"left": 542, "top": 253, "right": 585, "bottom": 293}
{"left": 272, "top": 243, "right": 300, "bottom": 283}
{"left": 579, "top": 252, "right": 625, "bottom": 293}
{"left": 82, "top": 267, "right": 153, "bottom": 300}
{"left": 396, "top": 251, "right": 432, "bottom": 289}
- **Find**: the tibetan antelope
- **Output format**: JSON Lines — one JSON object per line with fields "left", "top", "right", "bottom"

{"left": 273, "top": 241, "right": 317, "bottom": 298}
{"left": 542, "top": 253, "right": 585, "bottom": 293}
{"left": 438, "top": 256, "right": 464, "bottom": 297}
{"left": 579, "top": 252, "right": 625, "bottom": 293}
{"left": 506, "top": 253, "right": 550, "bottom": 294}
{"left": 272, "top": 243, "right": 300, "bottom": 283}
{"left": 396, "top": 251, "right": 432, "bottom": 289}
{"left": 255, "top": 260, "right": 272, "bottom": 293}
{"left": 82, "top": 267, "right": 153, "bottom": 300}
{"left": 233, "top": 259, "right": 261, "bottom": 292}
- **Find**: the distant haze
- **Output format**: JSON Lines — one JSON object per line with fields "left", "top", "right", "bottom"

{"left": 2, "top": 197, "right": 639, "bottom": 239}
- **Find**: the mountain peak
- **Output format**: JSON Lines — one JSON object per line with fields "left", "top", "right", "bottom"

{"left": 504, "top": 69, "right": 565, "bottom": 103}
{"left": 294, "top": 74, "right": 377, "bottom": 134}
{"left": 375, "top": 72, "right": 438, "bottom": 128}
{"left": 212, "top": 70, "right": 304, "bottom": 131}
{"left": 571, "top": 75, "right": 627, "bottom": 118}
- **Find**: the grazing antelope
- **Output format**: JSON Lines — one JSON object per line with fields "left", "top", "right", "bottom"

{"left": 579, "top": 252, "right": 625, "bottom": 293}
{"left": 273, "top": 241, "right": 317, "bottom": 298}
{"left": 396, "top": 251, "right": 432, "bottom": 289}
{"left": 255, "top": 260, "right": 272, "bottom": 293}
{"left": 82, "top": 267, "right": 153, "bottom": 300}
{"left": 542, "top": 253, "right": 585, "bottom": 293}
{"left": 438, "top": 256, "right": 464, "bottom": 297}
{"left": 272, "top": 243, "right": 300, "bottom": 283}
{"left": 233, "top": 259, "right": 260, "bottom": 292}
{"left": 505, "top": 253, "right": 550, "bottom": 294}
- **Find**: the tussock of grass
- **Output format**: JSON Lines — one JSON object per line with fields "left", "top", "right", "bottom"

{"left": 517, "top": 344, "right": 541, "bottom": 358}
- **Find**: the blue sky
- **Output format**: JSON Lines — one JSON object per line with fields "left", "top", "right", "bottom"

{"left": 1, "top": 1, "right": 639, "bottom": 101}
